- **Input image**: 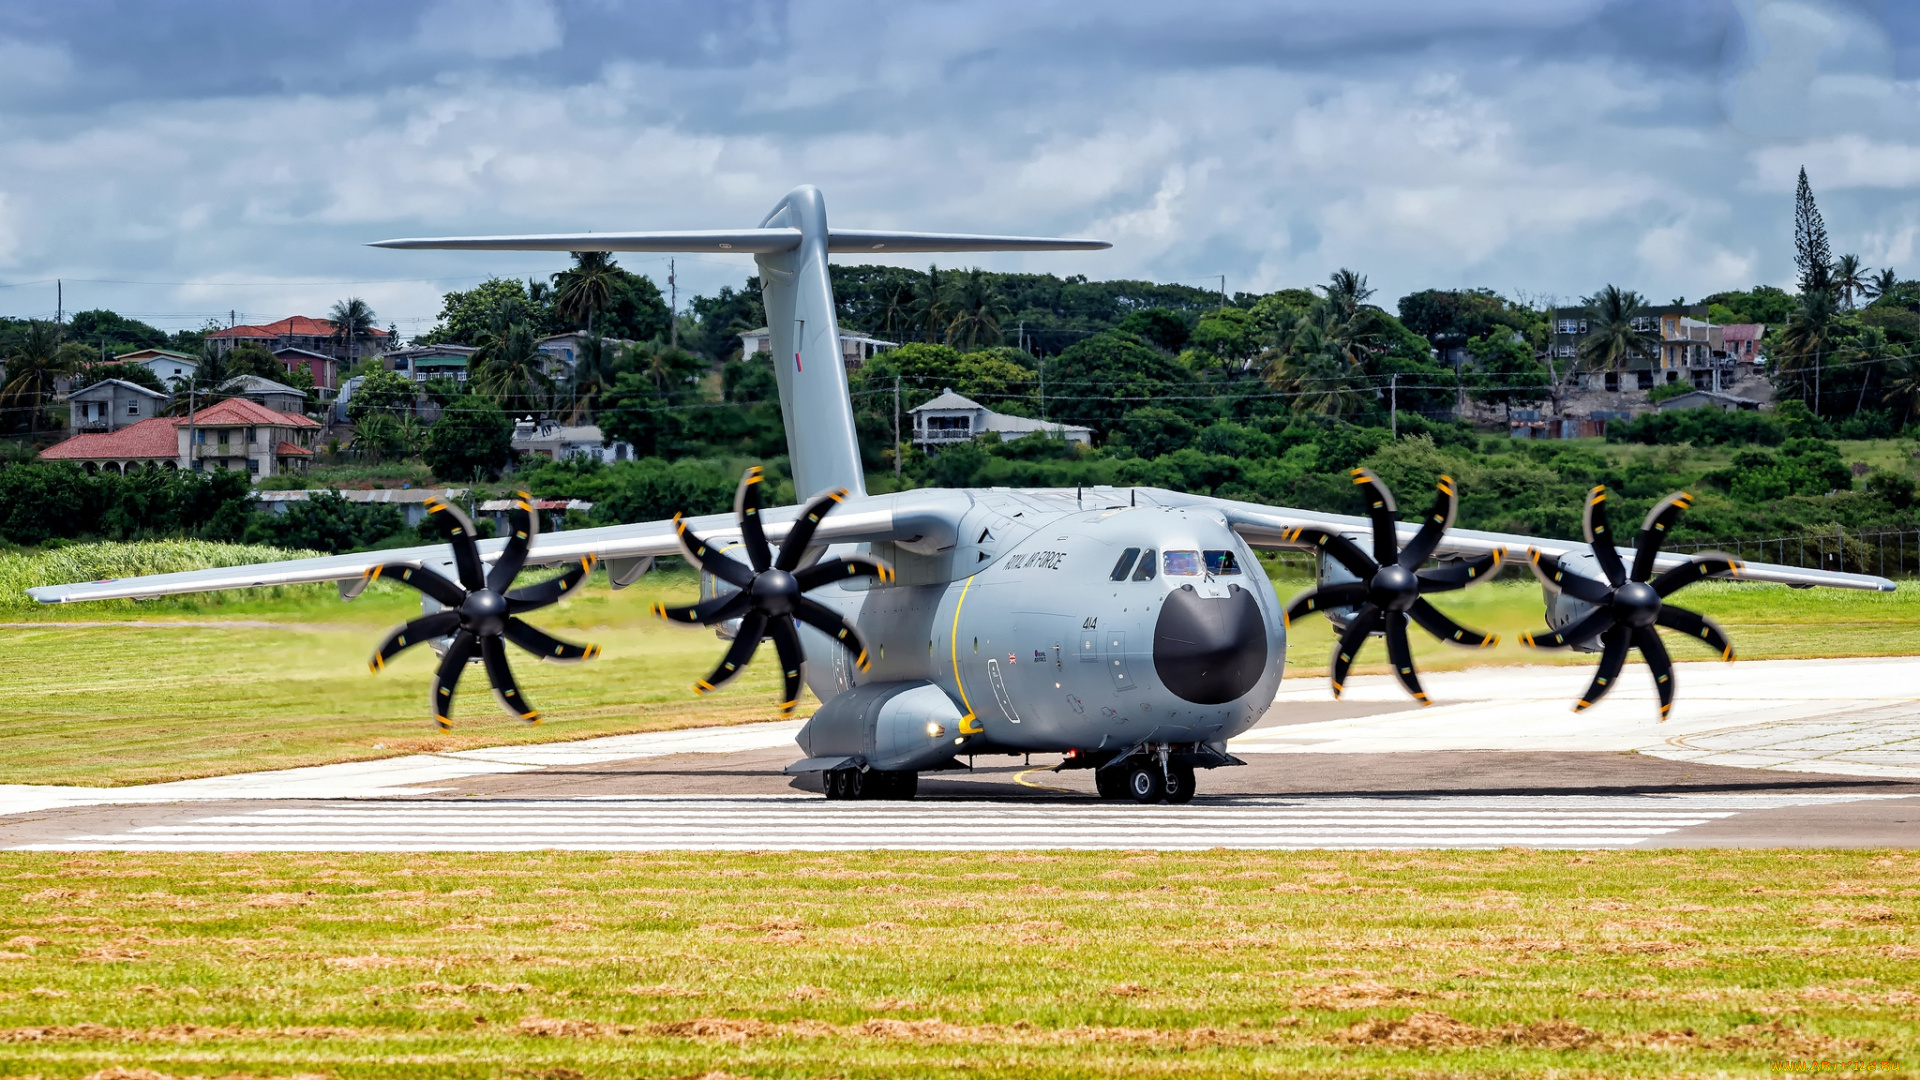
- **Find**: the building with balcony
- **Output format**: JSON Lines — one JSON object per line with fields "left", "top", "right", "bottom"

{"left": 67, "top": 379, "right": 168, "bottom": 435}
{"left": 737, "top": 327, "right": 898, "bottom": 370}
{"left": 510, "top": 418, "right": 635, "bottom": 464}
{"left": 908, "top": 389, "right": 1092, "bottom": 449}
{"left": 383, "top": 344, "right": 477, "bottom": 384}
{"left": 178, "top": 396, "right": 320, "bottom": 477}
{"left": 1548, "top": 304, "right": 1747, "bottom": 394}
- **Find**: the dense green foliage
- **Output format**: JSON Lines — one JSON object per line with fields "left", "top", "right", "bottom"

{"left": 0, "top": 463, "right": 253, "bottom": 546}
{"left": 243, "top": 491, "right": 409, "bottom": 554}
{"left": 421, "top": 395, "right": 515, "bottom": 481}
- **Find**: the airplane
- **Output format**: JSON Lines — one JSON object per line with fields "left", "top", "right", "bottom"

{"left": 28, "top": 185, "right": 1895, "bottom": 804}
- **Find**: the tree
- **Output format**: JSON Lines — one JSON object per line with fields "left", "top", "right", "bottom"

{"left": 470, "top": 316, "right": 552, "bottom": 416}
{"left": 853, "top": 343, "right": 1038, "bottom": 415}
{"left": 1833, "top": 253, "right": 1870, "bottom": 310}
{"left": 1881, "top": 354, "right": 1920, "bottom": 422}
{"left": 1042, "top": 331, "right": 1200, "bottom": 434}
{"left": 67, "top": 310, "right": 168, "bottom": 351}
{"left": 1464, "top": 333, "right": 1550, "bottom": 414}
{"left": 1576, "top": 285, "right": 1660, "bottom": 374}
{"left": 0, "top": 322, "right": 75, "bottom": 435}
{"left": 564, "top": 332, "right": 619, "bottom": 423}
{"left": 328, "top": 297, "right": 378, "bottom": 372}
{"left": 1794, "top": 167, "right": 1833, "bottom": 296}
{"left": 943, "top": 268, "right": 1009, "bottom": 350}
{"left": 1264, "top": 308, "right": 1369, "bottom": 418}
{"left": 1325, "top": 268, "right": 1375, "bottom": 320}
{"left": 421, "top": 277, "right": 547, "bottom": 346}
{"left": 423, "top": 396, "right": 515, "bottom": 480}
{"left": 1774, "top": 287, "right": 1839, "bottom": 414}
{"left": 554, "top": 251, "right": 621, "bottom": 332}
{"left": 1187, "top": 308, "right": 1255, "bottom": 368}
{"left": 72, "top": 358, "right": 166, "bottom": 395}
{"left": 1117, "top": 308, "right": 1191, "bottom": 352}
{"left": 346, "top": 369, "right": 418, "bottom": 422}
{"left": 1866, "top": 268, "right": 1900, "bottom": 303}
{"left": 225, "top": 341, "right": 282, "bottom": 381}
{"left": 910, "top": 265, "right": 950, "bottom": 344}
{"left": 245, "top": 490, "right": 405, "bottom": 553}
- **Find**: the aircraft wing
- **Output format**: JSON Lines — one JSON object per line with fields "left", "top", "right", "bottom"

{"left": 1169, "top": 491, "right": 1896, "bottom": 593}
{"left": 25, "top": 490, "right": 965, "bottom": 605}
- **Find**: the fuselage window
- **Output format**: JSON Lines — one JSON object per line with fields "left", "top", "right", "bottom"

{"left": 1131, "top": 548, "right": 1158, "bottom": 581}
{"left": 1204, "top": 550, "right": 1242, "bottom": 575}
{"left": 1109, "top": 547, "right": 1141, "bottom": 581}
{"left": 1163, "top": 550, "right": 1202, "bottom": 576}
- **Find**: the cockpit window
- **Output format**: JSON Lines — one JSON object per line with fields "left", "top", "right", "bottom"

{"left": 1109, "top": 547, "right": 1141, "bottom": 581}
{"left": 1163, "top": 550, "right": 1202, "bottom": 576}
{"left": 1131, "top": 548, "right": 1158, "bottom": 581}
{"left": 1204, "top": 550, "right": 1242, "bottom": 575}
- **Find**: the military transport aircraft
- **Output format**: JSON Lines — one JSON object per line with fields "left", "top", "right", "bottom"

{"left": 29, "top": 186, "right": 1894, "bottom": 804}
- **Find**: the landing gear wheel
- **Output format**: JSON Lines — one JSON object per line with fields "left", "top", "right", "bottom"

{"left": 882, "top": 772, "right": 918, "bottom": 800}
{"left": 824, "top": 769, "right": 853, "bottom": 800}
{"left": 1095, "top": 768, "right": 1127, "bottom": 800}
{"left": 1166, "top": 765, "right": 1196, "bottom": 805}
{"left": 845, "top": 769, "right": 866, "bottom": 800}
{"left": 1124, "top": 762, "right": 1164, "bottom": 804}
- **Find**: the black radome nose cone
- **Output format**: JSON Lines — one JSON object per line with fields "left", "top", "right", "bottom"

{"left": 1153, "top": 583, "right": 1268, "bottom": 705}
{"left": 461, "top": 588, "right": 508, "bottom": 636}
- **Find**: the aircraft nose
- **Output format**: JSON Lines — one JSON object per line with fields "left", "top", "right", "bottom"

{"left": 1152, "top": 583, "right": 1268, "bottom": 705}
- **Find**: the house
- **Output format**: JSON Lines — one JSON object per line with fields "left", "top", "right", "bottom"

{"left": 908, "top": 389, "right": 1093, "bottom": 449}
{"left": 737, "top": 327, "right": 897, "bottom": 370}
{"left": 533, "top": 333, "right": 634, "bottom": 381}
{"left": 1655, "top": 390, "right": 1763, "bottom": 413}
{"left": 1722, "top": 324, "right": 1766, "bottom": 362}
{"left": 477, "top": 496, "right": 595, "bottom": 534}
{"left": 219, "top": 374, "right": 307, "bottom": 414}
{"left": 274, "top": 347, "right": 340, "bottom": 391}
{"left": 67, "top": 379, "right": 168, "bottom": 435}
{"left": 206, "top": 316, "right": 391, "bottom": 365}
{"left": 256, "top": 488, "right": 469, "bottom": 529}
{"left": 383, "top": 344, "right": 477, "bottom": 385}
{"left": 510, "top": 418, "right": 635, "bottom": 463}
{"left": 177, "top": 396, "right": 320, "bottom": 478}
{"left": 109, "top": 348, "right": 199, "bottom": 389}
{"left": 1549, "top": 304, "right": 1742, "bottom": 393}
{"left": 39, "top": 417, "right": 184, "bottom": 473}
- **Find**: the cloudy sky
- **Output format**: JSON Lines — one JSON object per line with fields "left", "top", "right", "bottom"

{"left": 0, "top": 0, "right": 1915, "bottom": 336}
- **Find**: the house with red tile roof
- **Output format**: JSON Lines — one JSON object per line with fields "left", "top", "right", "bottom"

{"left": 41, "top": 395, "right": 321, "bottom": 478}
{"left": 39, "top": 417, "right": 185, "bottom": 474}
{"left": 206, "top": 316, "right": 390, "bottom": 381}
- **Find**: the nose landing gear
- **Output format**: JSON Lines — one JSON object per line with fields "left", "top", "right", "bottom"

{"left": 1097, "top": 747, "right": 1198, "bottom": 804}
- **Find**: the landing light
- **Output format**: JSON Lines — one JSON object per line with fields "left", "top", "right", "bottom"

{"left": 926, "top": 721, "right": 946, "bottom": 738}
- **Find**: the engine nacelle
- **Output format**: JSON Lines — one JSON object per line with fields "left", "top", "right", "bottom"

{"left": 795, "top": 681, "right": 966, "bottom": 773}
{"left": 1539, "top": 549, "right": 1607, "bottom": 653}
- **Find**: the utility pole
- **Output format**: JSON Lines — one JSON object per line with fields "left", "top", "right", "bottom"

{"left": 55, "top": 280, "right": 62, "bottom": 327}
{"left": 230, "top": 310, "right": 236, "bottom": 329}
{"left": 668, "top": 259, "right": 678, "bottom": 349}
{"left": 1218, "top": 274, "right": 1226, "bottom": 312}
{"left": 893, "top": 374, "right": 902, "bottom": 483}
{"left": 1390, "top": 373, "right": 1398, "bottom": 437}
{"left": 187, "top": 388, "right": 197, "bottom": 473}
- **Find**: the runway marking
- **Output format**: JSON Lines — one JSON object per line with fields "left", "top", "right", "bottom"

{"left": 13, "top": 794, "right": 1896, "bottom": 852}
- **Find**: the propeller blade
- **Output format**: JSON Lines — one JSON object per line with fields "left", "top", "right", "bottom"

{"left": 426, "top": 496, "right": 486, "bottom": 592}
{"left": 794, "top": 555, "right": 896, "bottom": 592}
{"left": 1383, "top": 611, "right": 1428, "bottom": 704}
{"left": 1654, "top": 604, "right": 1734, "bottom": 661}
{"left": 1351, "top": 468, "right": 1401, "bottom": 566}
{"left": 1280, "top": 525, "right": 1378, "bottom": 579}
{"left": 1407, "top": 597, "right": 1497, "bottom": 648}
{"left": 1329, "top": 602, "right": 1381, "bottom": 699}
{"left": 1398, "top": 474, "right": 1458, "bottom": 569}
{"left": 503, "top": 616, "right": 600, "bottom": 662}
{"left": 774, "top": 487, "right": 850, "bottom": 572}
{"left": 672, "top": 514, "right": 754, "bottom": 588}
{"left": 1581, "top": 486, "right": 1627, "bottom": 588}
{"left": 1524, "top": 548, "right": 1614, "bottom": 604}
{"left": 694, "top": 611, "right": 766, "bottom": 695}
{"left": 1519, "top": 607, "right": 1616, "bottom": 650}
{"left": 652, "top": 590, "right": 750, "bottom": 626}
{"left": 370, "top": 611, "right": 460, "bottom": 672}
{"left": 734, "top": 465, "right": 774, "bottom": 573}
{"left": 794, "top": 596, "right": 872, "bottom": 671}
{"left": 486, "top": 490, "right": 538, "bottom": 593}
{"left": 481, "top": 635, "right": 540, "bottom": 723}
{"left": 1635, "top": 625, "right": 1676, "bottom": 720}
{"left": 1416, "top": 549, "right": 1504, "bottom": 593}
{"left": 505, "top": 555, "right": 598, "bottom": 614}
{"left": 1283, "top": 582, "right": 1369, "bottom": 628}
{"left": 1651, "top": 554, "right": 1742, "bottom": 598}
{"left": 767, "top": 614, "right": 807, "bottom": 716}
{"left": 1632, "top": 491, "right": 1693, "bottom": 582}
{"left": 430, "top": 629, "right": 478, "bottom": 731}
{"left": 364, "top": 562, "right": 467, "bottom": 607}
{"left": 1572, "top": 625, "right": 1630, "bottom": 712}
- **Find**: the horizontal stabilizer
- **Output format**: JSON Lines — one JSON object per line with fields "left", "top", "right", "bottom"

{"left": 370, "top": 228, "right": 1109, "bottom": 255}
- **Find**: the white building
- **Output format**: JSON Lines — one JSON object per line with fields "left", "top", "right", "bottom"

{"left": 511, "top": 418, "right": 636, "bottom": 464}
{"left": 110, "top": 349, "right": 199, "bottom": 389}
{"left": 908, "top": 389, "right": 1092, "bottom": 449}
{"left": 737, "top": 327, "right": 897, "bottom": 370}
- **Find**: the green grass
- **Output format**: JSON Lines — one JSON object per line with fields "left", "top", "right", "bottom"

{"left": 0, "top": 850, "right": 1912, "bottom": 1078}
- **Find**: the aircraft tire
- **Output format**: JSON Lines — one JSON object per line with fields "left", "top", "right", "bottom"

{"left": 1124, "top": 762, "right": 1164, "bottom": 804}
{"left": 1166, "top": 765, "right": 1197, "bottom": 805}
{"left": 882, "top": 772, "right": 918, "bottom": 800}
{"left": 1094, "top": 769, "right": 1127, "bottom": 800}
{"left": 845, "top": 769, "right": 866, "bottom": 800}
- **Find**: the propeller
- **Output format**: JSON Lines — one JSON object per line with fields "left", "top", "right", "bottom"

{"left": 1282, "top": 468, "right": 1503, "bottom": 704}
{"left": 1518, "top": 488, "right": 1739, "bottom": 719}
{"left": 653, "top": 465, "right": 893, "bottom": 716}
{"left": 364, "top": 492, "right": 600, "bottom": 731}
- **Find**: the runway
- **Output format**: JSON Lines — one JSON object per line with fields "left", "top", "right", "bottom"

{"left": 3, "top": 657, "right": 1918, "bottom": 852}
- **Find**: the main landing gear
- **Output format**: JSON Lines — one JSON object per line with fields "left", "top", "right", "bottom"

{"left": 1095, "top": 756, "right": 1196, "bottom": 805}
{"left": 822, "top": 768, "right": 917, "bottom": 801}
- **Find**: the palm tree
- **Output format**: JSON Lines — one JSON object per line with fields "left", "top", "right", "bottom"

{"left": 1833, "top": 253, "right": 1871, "bottom": 310}
{"left": 1881, "top": 354, "right": 1920, "bottom": 421}
{"left": 554, "top": 251, "right": 621, "bottom": 332}
{"left": 1576, "top": 285, "right": 1661, "bottom": 378}
{"left": 0, "top": 321, "right": 75, "bottom": 435}
{"left": 1866, "top": 267, "right": 1899, "bottom": 303}
{"left": 943, "top": 268, "right": 1009, "bottom": 350}
{"left": 471, "top": 316, "right": 553, "bottom": 416}
{"left": 1773, "top": 287, "right": 1839, "bottom": 413}
{"left": 565, "top": 332, "right": 619, "bottom": 423}
{"left": 328, "top": 298, "right": 378, "bottom": 371}
{"left": 1324, "top": 268, "right": 1376, "bottom": 322}
{"left": 875, "top": 281, "right": 917, "bottom": 342}
{"left": 909, "top": 265, "right": 949, "bottom": 344}
{"left": 1264, "top": 307, "right": 1368, "bottom": 417}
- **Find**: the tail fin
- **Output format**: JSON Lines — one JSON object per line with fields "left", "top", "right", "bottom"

{"left": 371, "top": 186, "right": 1109, "bottom": 501}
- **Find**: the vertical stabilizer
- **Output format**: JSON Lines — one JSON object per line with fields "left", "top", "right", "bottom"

{"left": 756, "top": 186, "right": 867, "bottom": 500}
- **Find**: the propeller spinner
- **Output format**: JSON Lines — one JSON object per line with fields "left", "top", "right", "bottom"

{"left": 654, "top": 466, "right": 893, "bottom": 716}
{"left": 365, "top": 493, "right": 600, "bottom": 730}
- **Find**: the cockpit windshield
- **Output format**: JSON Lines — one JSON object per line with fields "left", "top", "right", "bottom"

{"left": 1204, "top": 550, "right": 1242, "bottom": 575}
{"left": 1163, "top": 550, "right": 1202, "bottom": 576}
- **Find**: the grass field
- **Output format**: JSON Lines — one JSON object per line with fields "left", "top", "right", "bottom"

{"left": 0, "top": 850, "right": 1911, "bottom": 1078}
{"left": 7, "top": 542, "right": 1920, "bottom": 787}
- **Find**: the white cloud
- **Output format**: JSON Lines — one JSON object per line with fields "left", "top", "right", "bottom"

{"left": 0, "top": 192, "right": 18, "bottom": 266}
{"left": 0, "top": 37, "right": 72, "bottom": 99}
{"left": 1753, "top": 134, "right": 1920, "bottom": 190}
{"left": 1719, "top": 0, "right": 1896, "bottom": 138}
{"left": 413, "top": 0, "right": 563, "bottom": 60}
